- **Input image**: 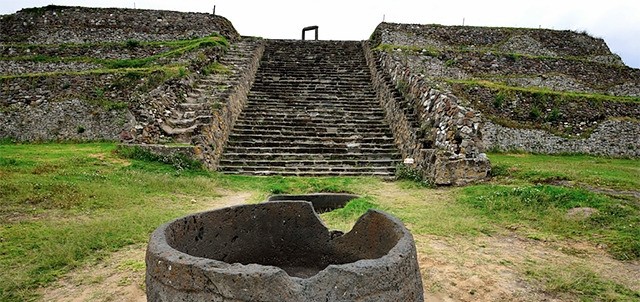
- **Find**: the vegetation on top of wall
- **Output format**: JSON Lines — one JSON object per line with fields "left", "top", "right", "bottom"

{"left": 18, "top": 5, "right": 71, "bottom": 13}
{"left": 0, "top": 65, "right": 182, "bottom": 80}
{"left": 446, "top": 79, "right": 640, "bottom": 137}
{"left": 0, "top": 34, "right": 229, "bottom": 76}
{"left": 448, "top": 79, "right": 640, "bottom": 104}
{"left": 374, "top": 43, "right": 440, "bottom": 57}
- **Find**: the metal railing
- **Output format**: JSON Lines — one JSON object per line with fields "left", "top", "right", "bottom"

{"left": 302, "top": 25, "right": 318, "bottom": 40}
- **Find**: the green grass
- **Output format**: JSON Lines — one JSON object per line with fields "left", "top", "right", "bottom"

{"left": 525, "top": 264, "right": 640, "bottom": 301}
{"left": 489, "top": 153, "right": 640, "bottom": 191}
{"left": 0, "top": 65, "right": 182, "bottom": 80}
{"left": 459, "top": 184, "right": 640, "bottom": 260}
{"left": 0, "top": 143, "right": 224, "bottom": 301}
{"left": 1, "top": 142, "right": 639, "bottom": 301}
{"left": 320, "top": 196, "right": 380, "bottom": 231}
{"left": 449, "top": 79, "right": 640, "bottom": 103}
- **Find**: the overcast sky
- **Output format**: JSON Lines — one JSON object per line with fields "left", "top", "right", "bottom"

{"left": 2, "top": 1, "right": 638, "bottom": 68}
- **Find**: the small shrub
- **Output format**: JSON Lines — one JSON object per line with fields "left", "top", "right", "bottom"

{"left": 202, "top": 62, "right": 230, "bottom": 76}
{"left": 493, "top": 91, "right": 506, "bottom": 108}
{"left": 506, "top": 53, "right": 521, "bottom": 62}
{"left": 76, "top": 126, "right": 85, "bottom": 134}
{"left": 396, "top": 164, "right": 432, "bottom": 187}
{"left": 94, "top": 87, "right": 105, "bottom": 98}
{"left": 32, "top": 54, "right": 52, "bottom": 62}
{"left": 211, "top": 102, "right": 223, "bottom": 110}
{"left": 125, "top": 40, "right": 141, "bottom": 49}
{"left": 529, "top": 106, "right": 542, "bottom": 120}
{"left": 396, "top": 80, "right": 409, "bottom": 95}
{"left": 489, "top": 163, "right": 510, "bottom": 177}
{"left": 178, "top": 67, "right": 188, "bottom": 77}
{"left": 546, "top": 108, "right": 561, "bottom": 122}
{"left": 103, "top": 58, "right": 149, "bottom": 69}
{"left": 444, "top": 59, "right": 457, "bottom": 67}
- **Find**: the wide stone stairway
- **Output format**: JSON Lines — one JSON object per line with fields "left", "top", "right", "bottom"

{"left": 218, "top": 40, "right": 401, "bottom": 176}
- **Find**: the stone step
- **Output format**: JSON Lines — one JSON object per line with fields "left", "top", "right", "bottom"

{"left": 252, "top": 81, "right": 373, "bottom": 88}
{"left": 160, "top": 123, "right": 199, "bottom": 135}
{"left": 227, "top": 134, "right": 394, "bottom": 143}
{"left": 256, "top": 67, "right": 369, "bottom": 73}
{"left": 231, "top": 129, "right": 394, "bottom": 137}
{"left": 221, "top": 152, "right": 400, "bottom": 161}
{"left": 248, "top": 92, "right": 377, "bottom": 99}
{"left": 218, "top": 169, "right": 394, "bottom": 177}
{"left": 166, "top": 115, "right": 212, "bottom": 127}
{"left": 225, "top": 140, "right": 397, "bottom": 149}
{"left": 238, "top": 110, "right": 384, "bottom": 119}
{"left": 247, "top": 94, "right": 378, "bottom": 101}
{"left": 219, "top": 158, "right": 398, "bottom": 167}
{"left": 241, "top": 107, "right": 384, "bottom": 115}
{"left": 245, "top": 100, "right": 381, "bottom": 109}
{"left": 219, "top": 39, "right": 400, "bottom": 177}
{"left": 223, "top": 145, "right": 399, "bottom": 154}
{"left": 234, "top": 117, "right": 388, "bottom": 127}
{"left": 219, "top": 165, "right": 395, "bottom": 174}
{"left": 232, "top": 123, "right": 393, "bottom": 133}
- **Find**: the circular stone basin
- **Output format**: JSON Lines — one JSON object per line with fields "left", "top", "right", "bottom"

{"left": 146, "top": 201, "right": 423, "bottom": 301}
{"left": 268, "top": 193, "right": 359, "bottom": 213}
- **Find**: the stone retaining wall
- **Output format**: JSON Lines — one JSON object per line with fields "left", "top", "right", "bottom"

{"left": 372, "top": 22, "right": 622, "bottom": 64}
{"left": 483, "top": 120, "right": 640, "bottom": 158}
{"left": 362, "top": 42, "right": 422, "bottom": 163}
{"left": 1, "top": 44, "right": 172, "bottom": 60}
{"left": 195, "top": 41, "right": 265, "bottom": 169}
{"left": 364, "top": 43, "right": 490, "bottom": 185}
{"left": 0, "top": 98, "right": 132, "bottom": 141}
{"left": 1, "top": 6, "right": 238, "bottom": 44}
{"left": 370, "top": 22, "right": 640, "bottom": 159}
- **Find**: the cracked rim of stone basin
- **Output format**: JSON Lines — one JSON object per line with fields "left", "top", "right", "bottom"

{"left": 267, "top": 193, "right": 360, "bottom": 213}
{"left": 146, "top": 201, "right": 423, "bottom": 301}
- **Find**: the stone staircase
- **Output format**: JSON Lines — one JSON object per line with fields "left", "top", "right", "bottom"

{"left": 160, "top": 39, "right": 261, "bottom": 142}
{"left": 219, "top": 40, "right": 401, "bottom": 176}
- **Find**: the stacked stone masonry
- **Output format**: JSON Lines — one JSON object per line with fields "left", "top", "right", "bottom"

{"left": 125, "top": 38, "right": 265, "bottom": 169}
{"left": 0, "top": 6, "right": 239, "bottom": 44}
{"left": 364, "top": 44, "right": 491, "bottom": 185}
{"left": 370, "top": 22, "right": 640, "bottom": 158}
{"left": 0, "top": 5, "right": 255, "bottom": 156}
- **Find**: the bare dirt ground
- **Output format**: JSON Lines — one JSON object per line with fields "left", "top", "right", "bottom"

{"left": 40, "top": 192, "right": 252, "bottom": 302}
{"left": 40, "top": 188, "right": 639, "bottom": 301}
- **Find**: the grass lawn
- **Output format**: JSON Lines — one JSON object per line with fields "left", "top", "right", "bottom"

{"left": 1, "top": 143, "right": 639, "bottom": 301}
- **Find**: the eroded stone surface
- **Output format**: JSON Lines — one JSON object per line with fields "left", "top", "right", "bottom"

{"left": 146, "top": 201, "right": 423, "bottom": 301}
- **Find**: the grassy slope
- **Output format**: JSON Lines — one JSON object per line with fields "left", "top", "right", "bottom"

{"left": 0, "top": 143, "right": 639, "bottom": 301}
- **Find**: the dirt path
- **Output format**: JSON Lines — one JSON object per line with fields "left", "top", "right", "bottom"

{"left": 40, "top": 191, "right": 252, "bottom": 302}
{"left": 40, "top": 187, "right": 639, "bottom": 301}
